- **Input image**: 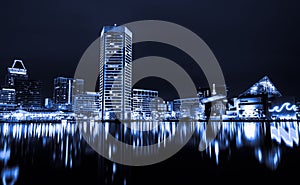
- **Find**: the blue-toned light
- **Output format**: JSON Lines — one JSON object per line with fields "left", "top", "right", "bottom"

{"left": 270, "top": 122, "right": 298, "bottom": 147}
{"left": 269, "top": 102, "right": 297, "bottom": 113}
{"left": 1, "top": 166, "right": 19, "bottom": 185}
{"left": 257, "top": 148, "right": 262, "bottom": 163}
{"left": 113, "top": 163, "right": 117, "bottom": 174}
{"left": 0, "top": 149, "right": 10, "bottom": 163}
{"left": 214, "top": 141, "right": 219, "bottom": 165}
{"left": 244, "top": 123, "right": 257, "bottom": 140}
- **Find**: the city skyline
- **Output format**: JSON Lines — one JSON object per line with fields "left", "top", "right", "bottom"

{"left": 0, "top": 57, "right": 298, "bottom": 122}
{"left": 2, "top": 1, "right": 300, "bottom": 184}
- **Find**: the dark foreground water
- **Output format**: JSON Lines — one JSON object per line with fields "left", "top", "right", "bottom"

{"left": 0, "top": 121, "right": 299, "bottom": 185}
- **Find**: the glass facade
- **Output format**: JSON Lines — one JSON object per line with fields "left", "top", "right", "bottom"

{"left": 99, "top": 25, "right": 132, "bottom": 120}
{"left": 73, "top": 92, "right": 100, "bottom": 117}
{"left": 5, "top": 60, "right": 42, "bottom": 110}
{"left": 53, "top": 77, "right": 74, "bottom": 111}
{"left": 132, "top": 89, "right": 158, "bottom": 119}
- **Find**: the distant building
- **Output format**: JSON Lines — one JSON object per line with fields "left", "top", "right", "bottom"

{"left": 99, "top": 25, "right": 132, "bottom": 120}
{"left": 197, "top": 84, "right": 227, "bottom": 119}
{"left": 0, "top": 88, "right": 16, "bottom": 110}
{"left": 5, "top": 60, "right": 42, "bottom": 110}
{"left": 53, "top": 77, "right": 84, "bottom": 111}
{"left": 44, "top": 98, "right": 54, "bottom": 109}
{"left": 53, "top": 77, "right": 74, "bottom": 111}
{"left": 149, "top": 98, "right": 169, "bottom": 120}
{"left": 166, "top": 101, "right": 174, "bottom": 112}
{"left": 73, "top": 92, "right": 100, "bottom": 117}
{"left": 73, "top": 79, "right": 84, "bottom": 94}
{"left": 132, "top": 89, "right": 158, "bottom": 119}
{"left": 173, "top": 98, "right": 204, "bottom": 119}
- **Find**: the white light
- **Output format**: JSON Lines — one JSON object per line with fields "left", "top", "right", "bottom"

{"left": 244, "top": 123, "right": 257, "bottom": 140}
{"left": 214, "top": 141, "right": 219, "bottom": 165}
{"left": 257, "top": 148, "right": 262, "bottom": 163}
{"left": 269, "top": 102, "right": 297, "bottom": 113}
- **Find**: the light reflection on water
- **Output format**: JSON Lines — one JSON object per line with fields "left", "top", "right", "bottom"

{"left": 0, "top": 121, "right": 299, "bottom": 184}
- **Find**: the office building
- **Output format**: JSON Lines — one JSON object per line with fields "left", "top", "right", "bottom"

{"left": 73, "top": 92, "right": 100, "bottom": 117}
{"left": 132, "top": 89, "right": 158, "bottom": 119}
{"left": 53, "top": 77, "right": 74, "bottom": 111}
{"left": 173, "top": 98, "right": 204, "bottom": 119}
{"left": 99, "top": 25, "right": 132, "bottom": 120}
{"left": 0, "top": 88, "right": 16, "bottom": 110}
{"left": 5, "top": 60, "right": 42, "bottom": 109}
{"left": 53, "top": 77, "right": 83, "bottom": 111}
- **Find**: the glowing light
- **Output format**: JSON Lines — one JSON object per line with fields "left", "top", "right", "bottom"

{"left": 244, "top": 123, "right": 257, "bottom": 140}
{"left": 214, "top": 141, "right": 219, "bottom": 165}
{"left": 256, "top": 148, "right": 262, "bottom": 163}
{"left": 113, "top": 163, "right": 117, "bottom": 174}
{"left": 270, "top": 122, "right": 298, "bottom": 147}
{"left": 1, "top": 166, "right": 19, "bottom": 185}
{"left": 0, "top": 148, "right": 10, "bottom": 162}
{"left": 269, "top": 102, "right": 297, "bottom": 113}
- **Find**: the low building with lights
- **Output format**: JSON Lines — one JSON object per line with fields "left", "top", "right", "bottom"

{"left": 232, "top": 76, "right": 297, "bottom": 120}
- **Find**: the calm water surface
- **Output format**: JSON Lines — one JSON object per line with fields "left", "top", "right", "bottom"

{"left": 0, "top": 121, "right": 299, "bottom": 184}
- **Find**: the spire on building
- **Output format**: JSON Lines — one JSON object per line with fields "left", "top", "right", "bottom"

{"left": 8, "top": 59, "right": 27, "bottom": 75}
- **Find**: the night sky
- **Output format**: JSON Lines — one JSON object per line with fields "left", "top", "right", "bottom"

{"left": 1, "top": 0, "right": 300, "bottom": 101}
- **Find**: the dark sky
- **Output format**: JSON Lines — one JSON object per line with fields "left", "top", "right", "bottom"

{"left": 1, "top": 0, "right": 300, "bottom": 100}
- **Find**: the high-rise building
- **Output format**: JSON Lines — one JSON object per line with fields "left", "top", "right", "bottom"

{"left": 53, "top": 77, "right": 84, "bottom": 111}
{"left": 99, "top": 25, "right": 132, "bottom": 120}
{"left": 5, "top": 60, "right": 42, "bottom": 110}
{"left": 132, "top": 89, "right": 158, "bottom": 119}
{"left": 53, "top": 77, "right": 74, "bottom": 111}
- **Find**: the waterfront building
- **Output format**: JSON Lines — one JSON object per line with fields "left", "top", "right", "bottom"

{"left": 132, "top": 89, "right": 158, "bottom": 120}
{"left": 197, "top": 84, "right": 227, "bottom": 119}
{"left": 5, "top": 60, "right": 42, "bottom": 110}
{"left": 99, "top": 25, "right": 132, "bottom": 120}
{"left": 73, "top": 92, "right": 100, "bottom": 118}
{"left": 235, "top": 76, "right": 296, "bottom": 120}
{"left": 53, "top": 77, "right": 74, "bottom": 111}
{"left": 173, "top": 97, "right": 204, "bottom": 119}
{"left": 53, "top": 77, "right": 84, "bottom": 111}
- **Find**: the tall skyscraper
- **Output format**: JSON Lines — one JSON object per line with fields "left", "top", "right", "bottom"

{"left": 53, "top": 77, "right": 84, "bottom": 111}
{"left": 53, "top": 77, "right": 73, "bottom": 111}
{"left": 5, "top": 60, "right": 42, "bottom": 110}
{"left": 99, "top": 25, "right": 132, "bottom": 120}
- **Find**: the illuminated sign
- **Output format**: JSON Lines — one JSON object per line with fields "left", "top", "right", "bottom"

{"left": 269, "top": 102, "right": 297, "bottom": 113}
